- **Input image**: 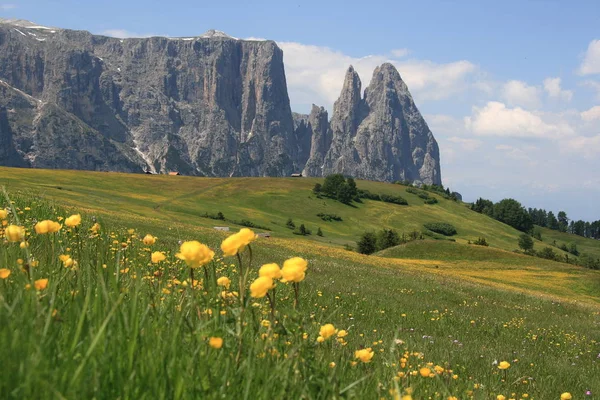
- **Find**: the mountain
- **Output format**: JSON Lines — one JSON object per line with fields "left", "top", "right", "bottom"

{"left": 298, "top": 65, "right": 442, "bottom": 185}
{"left": 0, "top": 19, "right": 441, "bottom": 184}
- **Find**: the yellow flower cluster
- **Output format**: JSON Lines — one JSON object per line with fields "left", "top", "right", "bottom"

{"left": 5, "top": 225, "right": 24, "bottom": 242}
{"left": 220, "top": 228, "right": 257, "bottom": 257}
{"left": 0, "top": 209, "right": 8, "bottom": 219}
{"left": 354, "top": 348, "right": 374, "bottom": 363}
{"left": 143, "top": 234, "right": 157, "bottom": 245}
{"left": 250, "top": 276, "right": 275, "bottom": 298}
{"left": 258, "top": 263, "right": 282, "bottom": 279}
{"left": 35, "top": 220, "right": 62, "bottom": 234}
{"left": 281, "top": 257, "right": 307, "bottom": 282}
{"left": 64, "top": 214, "right": 81, "bottom": 228}
{"left": 176, "top": 241, "right": 214, "bottom": 269}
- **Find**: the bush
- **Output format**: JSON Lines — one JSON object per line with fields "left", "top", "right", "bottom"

{"left": 312, "top": 183, "right": 322, "bottom": 195}
{"left": 376, "top": 229, "right": 400, "bottom": 250}
{"left": 317, "top": 227, "right": 323, "bottom": 237}
{"left": 293, "top": 224, "right": 311, "bottom": 236}
{"left": 201, "top": 211, "right": 225, "bottom": 220}
{"left": 473, "top": 237, "right": 489, "bottom": 246}
{"left": 357, "top": 232, "right": 378, "bottom": 255}
{"left": 424, "top": 198, "right": 438, "bottom": 205}
{"left": 378, "top": 193, "right": 408, "bottom": 206}
{"left": 317, "top": 213, "right": 342, "bottom": 222}
{"left": 233, "top": 219, "right": 270, "bottom": 230}
{"left": 537, "top": 247, "right": 558, "bottom": 261}
{"left": 286, "top": 218, "right": 295, "bottom": 229}
{"left": 423, "top": 222, "right": 457, "bottom": 236}
{"left": 357, "top": 189, "right": 380, "bottom": 201}
{"left": 518, "top": 234, "right": 534, "bottom": 252}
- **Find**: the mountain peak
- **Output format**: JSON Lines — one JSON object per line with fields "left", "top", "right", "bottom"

{"left": 0, "top": 18, "right": 56, "bottom": 30}
{"left": 199, "top": 29, "right": 237, "bottom": 40}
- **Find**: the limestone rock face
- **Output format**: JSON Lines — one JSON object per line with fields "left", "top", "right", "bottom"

{"left": 0, "top": 19, "right": 298, "bottom": 175}
{"left": 319, "top": 64, "right": 441, "bottom": 185}
{"left": 0, "top": 19, "right": 442, "bottom": 185}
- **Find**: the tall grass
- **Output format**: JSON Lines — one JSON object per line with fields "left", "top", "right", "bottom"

{"left": 0, "top": 191, "right": 598, "bottom": 399}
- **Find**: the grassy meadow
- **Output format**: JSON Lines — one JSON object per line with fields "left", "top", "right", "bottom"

{"left": 0, "top": 166, "right": 599, "bottom": 399}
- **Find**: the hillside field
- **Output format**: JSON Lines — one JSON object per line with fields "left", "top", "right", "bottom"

{"left": 0, "top": 166, "right": 599, "bottom": 399}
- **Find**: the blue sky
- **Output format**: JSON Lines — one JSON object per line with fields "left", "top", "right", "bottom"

{"left": 1, "top": 0, "right": 599, "bottom": 221}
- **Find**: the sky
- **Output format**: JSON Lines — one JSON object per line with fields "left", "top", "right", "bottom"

{"left": 1, "top": 0, "right": 599, "bottom": 221}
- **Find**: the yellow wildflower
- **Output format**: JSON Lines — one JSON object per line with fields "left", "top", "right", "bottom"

{"left": 151, "top": 251, "right": 166, "bottom": 263}
{"left": 561, "top": 393, "right": 572, "bottom": 400}
{"left": 20, "top": 241, "right": 29, "bottom": 249}
{"left": 0, "top": 268, "right": 10, "bottom": 279}
{"left": 258, "top": 263, "right": 282, "bottom": 279}
{"left": 0, "top": 209, "right": 7, "bottom": 219}
{"left": 220, "top": 228, "right": 257, "bottom": 257}
{"left": 90, "top": 223, "right": 101, "bottom": 233}
{"left": 142, "top": 234, "right": 156, "bottom": 245}
{"left": 65, "top": 214, "right": 81, "bottom": 228}
{"left": 176, "top": 241, "right": 214, "bottom": 269}
{"left": 354, "top": 348, "right": 374, "bottom": 363}
{"left": 217, "top": 276, "right": 231, "bottom": 289}
{"left": 497, "top": 395, "right": 506, "bottom": 400}
{"left": 316, "top": 336, "right": 325, "bottom": 343}
{"left": 281, "top": 257, "right": 308, "bottom": 282}
{"left": 250, "top": 276, "right": 274, "bottom": 298}
{"left": 36, "top": 220, "right": 62, "bottom": 234}
{"left": 419, "top": 367, "right": 432, "bottom": 377}
{"left": 34, "top": 278, "right": 49, "bottom": 291}
{"left": 337, "top": 330, "right": 348, "bottom": 338}
{"left": 5, "top": 225, "right": 24, "bottom": 242}
{"left": 498, "top": 361, "right": 511, "bottom": 370}
{"left": 319, "top": 324, "right": 337, "bottom": 340}
{"left": 209, "top": 337, "right": 223, "bottom": 349}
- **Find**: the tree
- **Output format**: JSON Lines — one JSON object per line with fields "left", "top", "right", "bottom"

{"left": 312, "top": 183, "right": 322, "bottom": 195}
{"left": 346, "top": 177, "right": 358, "bottom": 198}
{"left": 357, "top": 232, "right": 378, "bottom": 255}
{"left": 547, "top": 211, "right": 559, "bottom": 230}
{"left": 568, "top": 243, "right": 579, "bottom": 256}
{"left": 471, "top": 198, "right": 494, "bottom": 217}
{"left": 317, "top": 227, "right": 323, "bottom": 237}
{"left": 518, "top": 233, "right": 534, "bottom": 252}
{"left": 376, "top": 229, "right": 400, "bottom": 251}
{"left": 297, "top": 224, "right": 310, "bottom": 236}
{"left": 557, "top": 211, "right": 568, "bottom": 232}
{"left": 336, "top": 183, "right": 354, "bottom": 204}
{"left": 321, "top": 174, "right": 346, "bottom": 198}
{"left": 216, "top": 211, "right": 225, "bottom": 220}
{"left": 493, "top": 199, "right": 533, "bottom": 232}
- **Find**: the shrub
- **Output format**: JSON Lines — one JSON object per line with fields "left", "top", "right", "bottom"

{"left": 201, "top": 211, "right": 225, "bottom": 220}
{"left": 312, "top": 183, "right": 322, "bottom": 195}
{"left": 518, "top": 233, "right": 534, "bottom": 252}
{"left": 537, "top": 247, "right": 558, "bottom": 261}
{"left": 473, "top": 237, "right": 489, "bottom": 246}
{"left": 234, "top": 219, "right": 270, "bottom": 230}
{"left": 357, "top": 232, "right": 378, "bottom": 255}
{"left": 316, "top": 227, "right": 323, "bottom": 237}
{"left": 423, "top": 222, "right": 457, "bottom": 236}
{"left": 293, "top": 224, "right": 311, "bottom": 236}
{"left": 357, "top": 189, "right": 380, "bottom": 201}
{"left": 317, "top": 213, "right": 342, "bottom": 222}
{"left": 424, "top": 198, "right": 438, "bottom": 205}
{"left": 376, "top": 229, "right": 400, "bottom": 250}
{"left": 378, "top": 194, "right": 408, "bottom": 206}
{"left": 286, "top": 218, "right": 296, "bottom": 229}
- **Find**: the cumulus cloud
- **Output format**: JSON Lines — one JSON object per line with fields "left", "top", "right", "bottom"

{"left": 101, "top": 29, "right": 156, "bottom": 38}
{"left": 543, "top": 77, "right": 573, "bottom": 101}
{"left": 464, "top": 101, "right": 574, "bottom": 138}
{"left": 579, "top": 39, "right": 600, "bottom": 75}
{"left": 278, "top": 41, "right": 477, "bottom": 111}
{"left": 502, "top": 80, "right": 541, "bottom": 109}
{"left": 581, "top": 106, "right": 600, "bottom": 121}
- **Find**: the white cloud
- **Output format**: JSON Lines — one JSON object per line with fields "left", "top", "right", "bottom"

{"left": 0, "top": 4, "right": 16, "bottom": 10}
{"left": 564, "top": 135, "right": 600, "bottom": 158}
{"left": 447, "top": 137, "right": 481, "bottom": 151}
{"left": 101, "top": 29, "right": 156, "bottom": 39}
{"left": 579, "top": 39, "right": 600, "bottom": 75}
{"left": 543, "top": 77, "right": 573, "bottom": 101}
{"left": 581, "top": 106, "right": 600, "bottom": 121}
{"left": 278, "top": 41, "right": 477, "bottom": 110}
{"left": 502, "top": 80, "right": 541, "bottom": 109}
{"left": 390, "top": 48, "right": 410, "bottom": 58}
{"left": 464, "top": 101, "right": 574, "bottom": 138}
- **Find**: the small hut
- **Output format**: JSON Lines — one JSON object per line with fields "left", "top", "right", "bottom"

{"left": 291, "top": 173, "right": 303, "bottom": 178}
{"left": 168, "top": 172, "right": 181, "bottom": 176}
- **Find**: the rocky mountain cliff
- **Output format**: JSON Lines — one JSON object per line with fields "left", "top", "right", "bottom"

{"left": 0, "top": 19, "right": 441, "bottom": 184}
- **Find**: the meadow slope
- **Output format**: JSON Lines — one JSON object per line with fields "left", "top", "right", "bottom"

{"left": 0, "top": 167, "right": 599, "bottom": 398}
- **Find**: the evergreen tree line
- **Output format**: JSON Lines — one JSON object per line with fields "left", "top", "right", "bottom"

{"left": 526, "top": 207, "right": 600, "bottom": 239}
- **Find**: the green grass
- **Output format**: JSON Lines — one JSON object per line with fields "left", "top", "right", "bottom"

{"left": 0, "top": 167, "right": 599, "bottom": 399}
{"left": 540, "top": 226, "right": 600, "bottom": 259}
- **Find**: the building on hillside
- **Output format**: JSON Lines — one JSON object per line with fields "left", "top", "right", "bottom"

{"left": 214, "top": 226, "right": 230, "bottom": 232}
{"left": 257, "top": 232, "right": 271, "bottom": 238}
{"left": 291, "top": 173, "right": 302, "bottom": 177}
{"left": 168, "top": 172, "right": 181, "bottom": 176}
